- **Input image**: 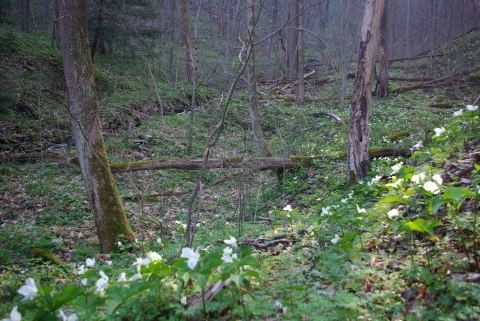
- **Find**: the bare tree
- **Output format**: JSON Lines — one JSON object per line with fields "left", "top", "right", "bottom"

{"left": 296, "top": 0, "right": 305, "bottom": 104}
{"left": 58, "top": 0, "right": 135, "bottom": 252}
{"left": 286, "top": 0, "right": 298, "bottom": 79}
{"left": 180, "top": 0, "right": 196, "bottom": 86}
{"left": 376, "top": 0, "right": 392, "bottom": 98}
{"left": 347, "top": 0, "right": 385, "bottom": 183}
{"left": 19, "top": 0, "right": 31, "bottom": 32}
{"left": 247, "top": 0, "right": 270, "bottom": 157}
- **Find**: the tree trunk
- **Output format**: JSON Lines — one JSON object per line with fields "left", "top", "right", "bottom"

{"left": 347, "top": 0, "right": 385, "bottom": 184}
{"left": 376, "top": 0, "right": 390, "bottom": 98}
{"left": 180, "top": 0, "right": 196, "bottom": 86}
{"left": 286, "top": 0, "right": 298, "bottom": 79}
{"left": 58, "top": 0, "right": 134, "bottom": 252}
{"left": 168, "top": 0, "right": 177, "bottom": 83}
{"left": 90, "top": 0, "right": 105, "bottom": 60}
{"left": 247, "top": 0, "right": 270, "bottom": 157}
{"left": 19, "top": 0, "right": 31, "bottom": 32}
{"left": 296, "top": 0, "right": 305, "bottom": 104}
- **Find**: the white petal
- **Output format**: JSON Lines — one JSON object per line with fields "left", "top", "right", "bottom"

{"left": 86, "top": 258, "right": 95, "bottom": 267}
{"left": 224, "top": 236, "right": 238, "bottom": 247}
{"left": 128, "top": 273, "right": 142, "bottom": 282}
{"left": 148, "top": 252, "right": 162, "bottom": 262}
{"left": 117, "top": 272, "right": 127, "bottom": 282}
{"left": 10, "top": 306, "right": 21, "bottom": 321}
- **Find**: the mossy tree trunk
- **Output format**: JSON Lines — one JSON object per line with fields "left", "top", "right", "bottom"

{"left": 347, "top": 0, "right": 385, "bottom": 184}
{"left": 246, "top": 0, "right": 270, "bottom": 157}
{"left": 58, "top": 0, "right": 134, "bottom": 252}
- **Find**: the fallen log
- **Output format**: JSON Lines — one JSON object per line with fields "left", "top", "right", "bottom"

{"left": 310, "top": 111, "right": 344, "bottom": 124}
{"left": 391, "top": 67, "right": 480, "bottom": 94}
{"left": 388, "top": 76, "right": 435, "bottom": 82}
{"left": 281, "top": 70, "right": 316, "bottom": 91}
{"left": 1, "top": 148, "right": 411, "bottom": 173}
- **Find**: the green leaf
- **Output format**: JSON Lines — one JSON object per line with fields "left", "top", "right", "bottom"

{"left": 238, "top": 255, "right": 260, "bottom": 267}
{"left": 443, "top": 187, "right": 473, "bottom": 202}
{"left": 474, "top": 164, "right": 480, "bottom": 171}
{"left": 429, "top": 197, "right": 444, "bottom": 214}
{"left": 230, "top": 274, "right": 243, "bottom": 288}
{"left": 243, "top": 270, "right": 260, "bottom": 279}
{"left": 401, "top": 219, "right": 442, "bottom": 235}
{"left": 379, "top": 196, "right": 402, "bottom": 204}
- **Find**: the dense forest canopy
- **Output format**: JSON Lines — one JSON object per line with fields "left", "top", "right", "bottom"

{"left": 0, "top": 0, "right": 480, "bottom": 320}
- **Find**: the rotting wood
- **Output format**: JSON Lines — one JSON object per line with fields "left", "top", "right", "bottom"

{"left": 310, "top": 111, "right": 344, "bottom": 124}
{"left": 186, "top": 278, "right": 232, "bottom": 308}
{"left": 391, "top": 67, "right": 480, "bottom": 94}
{"left": 1, "top": 148, "right": 411, "bottom": 172}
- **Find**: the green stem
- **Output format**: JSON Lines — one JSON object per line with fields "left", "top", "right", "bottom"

{"left": 473, "top": 195, "right": 479, "bottom": 270}
{"left": 239, "top": 287, "right": 248, "bottom": 321}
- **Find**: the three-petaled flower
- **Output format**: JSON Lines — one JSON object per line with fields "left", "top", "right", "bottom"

{"left": 356, "top": 204, "right": 367, "bottom": 214}
{"left": 224, "top": 236, "right": 237, "bottom": 247}
{"left": 466, "top": 105, "right": 478, "bottom": 111}
{"left": 331, "top": 234, "right": 341, "bottom": 244}
{"left": 95, "top": 271, "right": 109, "bottom": 292}
{"left": 86, "top": 258, "right": 95, "bottom": 267}
{"left": 282, "top": 204, "right": 293, "bottom": 212}
{"left": 387, "top": 208, "right": 400, "bottom": 220}
{"left": 221, "top": 247, "right": 238, "bottom": 263}
{"left": 17, "top": 278, "right": 37, "bottom": 302}
{"left": 1, "top": 306, "right": 21, "bottom": 321}
{"left": 434, "top": 127, "right": 445, "bottom": 137}
{"left": 453, "top": 109, "right": 463, "bottom": 117}
{"left": 181, "top": 247, "right": 200, "bottom": 270}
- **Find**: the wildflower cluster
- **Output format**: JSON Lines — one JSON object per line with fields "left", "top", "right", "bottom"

{"left": 1, "top": 237, "right": 260, "bottom": 321}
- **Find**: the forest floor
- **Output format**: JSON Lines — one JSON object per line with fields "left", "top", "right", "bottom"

{"left": 1, "top": 27, "right": 480, "bottom": 320}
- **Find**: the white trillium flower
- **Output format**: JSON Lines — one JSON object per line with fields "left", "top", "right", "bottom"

{"left": 466, "top": 105, "right": 479, "bottom": 111}
{"left": 59, "top": 310, "right": 78, "bottom": 321}
{"left": 17, "top": 278, "right": 37, "bottom": 302}
{"left": 1, "top": 306, "right": 21, "bottom": 321}
{"left": 181, "top": 296, "right": 187, "bottom": 305}
{"left": 147, "top": 252, "right": 162, "bottom": 262}
{"left": 356, "top": 204, "right": 367, "bottom": 214}
{"left": 117, "top": 272, "right": 127, "bottom": 282}
{"left": 128, "top": 272, "right": 142, "bottom": 282}
{"left": 341, "top": 198, "right": 348, "bottom": 203}
{"left": 412, "top": 141, "right": 423, "bottom": 149}
{"left": 224, "top": 236, "right": 238, "bottom": 247}
{"left": 387, "top": 208, "right": 400, "bottom": 220}
{"left": 221, "top": 247, "right": 234, "bottom": 263}
{"left": 391, "top": 162, "right": 403, "bottom": 174}
{"left": 95, "top": 271, "right": 109, "bottom": 292}
{"left": 386, "top": 178, "right": 404, "bottom": 189}
{"left": 321, "top": 206, "right": 331, "bottom": 216}
{"left": 81, "top": 278, "right": 88, "bottom": 286}
{"left": 156, "top": 237, "right": 162, "bottom": 244}
{"left": 283, "top": 204, "right": 293, "bottom": 212}
{"left": 133, "top": 257, "right": 150, "bottom": 267}
{"left": 86, "top": 258, "right": 95, "bottom": 267}
{"left": 433, "top": 174, "right": 443, "bottom": 185}
{"left": 331, "top": 234, "right": 341, "bottom": 244}
{"left": 423, "top": 181, "right": 441, "bottom": 194}
{"left": 411, "top": 172, "right": 426, "bottom": 185}
{"left": 181, "top": 247, "right": 200, "bottom": 270}
{"left": 76, "top": 264, "right": 85, "bottom": 275}
{"left": 434, "top": 127, "right": 445, "bottom": 137}
{"left": 453, "top": 109, "right": 463, "bottom": 117}
{"left": 117, "top": 241, "right": 122, "bottom": 248}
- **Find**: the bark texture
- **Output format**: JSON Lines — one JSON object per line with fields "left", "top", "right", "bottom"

{"left": 58, "top": 0, "right": 134, "bottom": 252}
{"left": 376, "top": 0, "right": 390, "bottom": 98}
{"left": 180, "top": 0, "right": 196, "bottom": 86}
{"left": 247, "top": 0, "right": 270, "bottom": 157}
{"left": 347, "top": 0, "right": 385, "bottom": 184}
{"left": 286, "top": 0, "right": 298, "bottom": 79}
